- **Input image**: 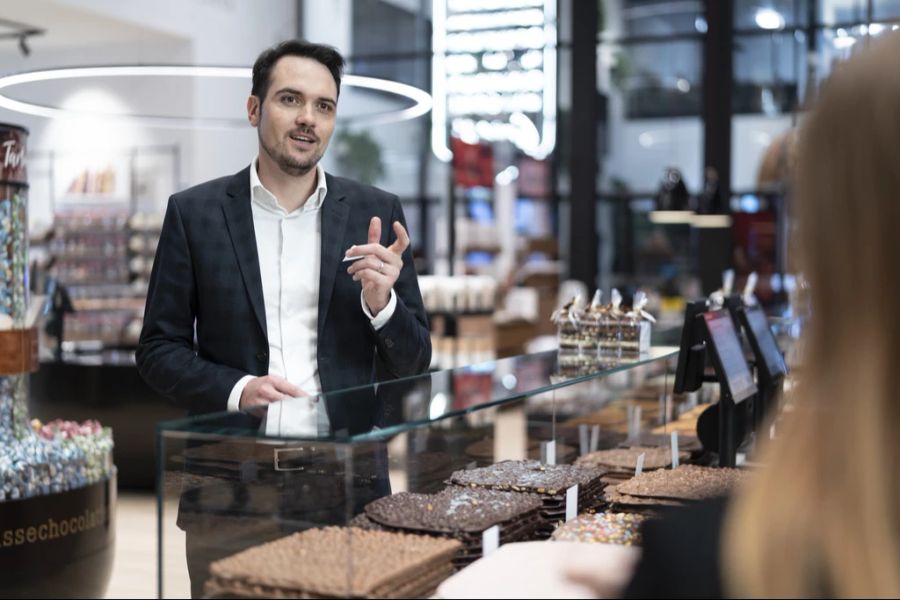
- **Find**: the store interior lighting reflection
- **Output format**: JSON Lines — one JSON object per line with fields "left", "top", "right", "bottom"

{"left": 429, "top": 393, "right": 449, "bottom": 420}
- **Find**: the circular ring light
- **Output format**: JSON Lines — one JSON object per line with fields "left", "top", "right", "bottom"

{"left": 0, "top": 65, "right": 432, "bottom": 129}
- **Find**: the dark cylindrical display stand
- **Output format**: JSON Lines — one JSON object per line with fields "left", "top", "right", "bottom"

{"left": 0, "top": 475, "right": 116, "bottom": 598}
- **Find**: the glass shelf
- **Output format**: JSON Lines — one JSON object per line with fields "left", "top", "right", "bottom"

{"left": 157, "top": 346, "right": 679, "bottom": 443}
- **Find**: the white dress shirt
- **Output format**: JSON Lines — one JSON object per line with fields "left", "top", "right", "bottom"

{"left": 226, "top": 160, "right": 397, "bottom": 423}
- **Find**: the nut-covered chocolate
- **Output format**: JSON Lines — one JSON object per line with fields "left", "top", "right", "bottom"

{"left": 207, "top": 527, "right": 461, "bottom": 599}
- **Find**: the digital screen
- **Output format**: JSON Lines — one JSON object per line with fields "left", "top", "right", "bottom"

{"left": 704, "top": 311, "right": 757, "bottom": 403}
{"left": 744, "top": 306, "right": 788, "bottom": 378}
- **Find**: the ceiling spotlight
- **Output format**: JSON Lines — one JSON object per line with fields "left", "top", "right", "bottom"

{"left": 18, "top": 36, "right": 30, "bottom": 57}
{"left": 755, "top": 8, "right": 785, "bottom": 30}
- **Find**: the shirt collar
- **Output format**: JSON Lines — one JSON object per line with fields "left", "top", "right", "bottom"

{"left": 249, "top": 158, "right": 328, "bottom": 214}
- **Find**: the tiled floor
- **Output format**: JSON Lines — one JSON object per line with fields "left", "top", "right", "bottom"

{"left": 106, "top": 492, "right": 190, "bottom": 599}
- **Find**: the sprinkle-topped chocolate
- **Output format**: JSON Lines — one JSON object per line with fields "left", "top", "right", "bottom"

{"left": 551, "top": 512, "right": 646, "bottom": 546}
{"left": 206, "top": 527, "right": 461, "bottom": 599}
{"left": 448, "top": 460, "right": 607, "bottom": 496}
{"left": 365, "top": 487, "right": 542, "bottom": 534}
{"left": 575, "top": 446, "right": 690, "bottom": 472}
{"left": 615, "top": 464, "right": 748, "bottom": 501}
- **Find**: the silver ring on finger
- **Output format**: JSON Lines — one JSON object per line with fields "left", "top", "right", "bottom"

{"left": 379, "top": 260, "right": 385, "bottom": 273}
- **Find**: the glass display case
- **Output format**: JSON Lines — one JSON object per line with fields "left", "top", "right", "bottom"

{"left": 156, "top": 346, "right": 683, "bottom": 598}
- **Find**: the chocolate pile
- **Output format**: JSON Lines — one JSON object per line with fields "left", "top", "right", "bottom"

{"left": 575, "top": 446, "right": 690, "bottom": 483}
{"left": 205, "top": 527, "right": 460, "bottom": 599}
{"left": 603, "top": 464, "right": 748, "bottom": 514}
{"left": 551, "top": 511, "right": 646, "bottom": 546}
{"left": 447, "top": 460, "right": 608, "bottom": 538}
{"left": 358, "top": 487, "right": 543, "bottom": 566}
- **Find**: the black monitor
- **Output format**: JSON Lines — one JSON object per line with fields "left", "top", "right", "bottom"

{"left": 701, "top": 310, "right": 758, "bottom": 467}
{"left": 702, "top": 311, "right": 757, "bottom": 404}
{"left": 740, "top": 305, "right": 788, "bottom": 381}
{"left": 722, "top": 294, "right": 745, "bottom": 343}
{"left": 673, "top": 300, "right": 709, "bottom": 394}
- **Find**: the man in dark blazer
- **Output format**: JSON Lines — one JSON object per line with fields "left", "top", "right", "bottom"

{"left": 136, "top": 39, "right": 430, "bottom": 597}
{"left": 136, "top": 40, "right": 430, "bottom": 416}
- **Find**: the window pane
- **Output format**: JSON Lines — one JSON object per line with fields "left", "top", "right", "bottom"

{"left": 733, "top": 32, "right": 805, "bottom": 115}
{"left": 818, "top": 0, "right": 867, "bottom": 25}
{"left": 620, "top": 0, "right": 705, "bottom": 37}
{"left": 618, "top": 41, "right": 703, "bottom": 118}
{"left": 352, "top": 0, "right": 431, "bottom": 55}
{"left": 874, "top": 0, "right": 900, "bottom": 20}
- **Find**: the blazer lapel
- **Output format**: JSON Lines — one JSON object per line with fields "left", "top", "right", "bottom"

{"left": 318, "top": 173, "right": 349, "bottom": 338}
{"left": 222, "top": 167, "right": 267, "bottom": 339}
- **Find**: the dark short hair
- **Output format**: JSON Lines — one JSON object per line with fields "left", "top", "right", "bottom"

{"left": 252, "top": 39, "right": 345, "bottom": 101}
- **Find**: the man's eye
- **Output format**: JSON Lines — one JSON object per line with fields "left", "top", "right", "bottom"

{"left": 282, "top": 96, "right": 298, "bottom": 104}
{"left": 319, "top": 103, "right": 333, "bottom": 112}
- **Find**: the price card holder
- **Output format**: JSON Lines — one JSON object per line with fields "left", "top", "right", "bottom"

{"left": 565, "top": 485, "right": 579, "bottom": 522}
{"left": 578, "top": 424, "right": 589, "bottom": 456}
{"left": 670, "top": 431, "right": 680, "bottom": 468}
{"left": 541, "top": 440, "right": 557, "bottom": 465}
{"left": 635, "top": 452, "right": 646, "bottom": 477}
{"left": 482, "top": 525, "right": 500, "bottom": 556}
{"left": 590, "top": 425, "right": 600, "bottom": 452}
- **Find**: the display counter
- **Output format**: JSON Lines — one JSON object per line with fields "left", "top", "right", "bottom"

{"left": 156, "top": 347, "right": 685, "bottom": 598}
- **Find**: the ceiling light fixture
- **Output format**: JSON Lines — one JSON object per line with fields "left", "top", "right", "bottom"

{"left": 0, "top": 65, "right": 432, "bottom": 129}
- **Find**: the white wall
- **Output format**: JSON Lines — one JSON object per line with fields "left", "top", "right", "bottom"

{"left": 0, "top": 0, "right": 298, "bottom": 231}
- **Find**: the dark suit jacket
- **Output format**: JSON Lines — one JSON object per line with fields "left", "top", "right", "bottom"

{"left": 136, "top": 166, "right": 431, "bottom": 417}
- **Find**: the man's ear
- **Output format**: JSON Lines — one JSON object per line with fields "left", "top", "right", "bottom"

{"left": 247, "top": 95, "right": 260, "bottom": 127}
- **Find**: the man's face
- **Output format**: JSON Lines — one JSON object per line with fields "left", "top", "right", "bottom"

{"left": 247, "top": 55, "right": 337, "bottom": 176}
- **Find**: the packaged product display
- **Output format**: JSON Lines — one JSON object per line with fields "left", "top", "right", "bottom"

{"left": 447, "top": 460, "right": 608, "bottom": 536}
{"left": 205, "top": 527, "right": 461, "bottom": 599}
{"left": 620, "top": 291, "right": 656, "bottom": 354}
{"left": 552, "top": 289, "right": 657, "bottom": 367}
{"left": 0, "top": 124, "right": 114, "bottom": 501}
{"left": 359, "top": 487, "right": 544, "bottom": 566}
{"left": 550, "top": 511, "right": 646, "bottom": 546}
{"left": 0, "top": 122, "right": 116, "bottom": 599}
{"left": 551, "top": 295, "right": 584, "bottom": 353}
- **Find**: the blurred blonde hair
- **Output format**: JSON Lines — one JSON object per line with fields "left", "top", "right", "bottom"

{"left": 723, "top": 33, "right": 900, "bottom": 598}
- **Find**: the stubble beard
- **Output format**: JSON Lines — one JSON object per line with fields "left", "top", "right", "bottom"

{"left": 259, "top": 130, "right": 324, "bottom": 177}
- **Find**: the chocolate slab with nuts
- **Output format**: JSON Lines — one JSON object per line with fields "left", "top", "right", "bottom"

{"left": 360, "top": 488, "right": 545, "bottom": 566}
{"left": 365, "top": 487, "right": 542, "bottom": 534}
{"left": 615, "top": 464, "right": 748, "bottom": 502}
{"left": 603, "top": 486, "right": 686, "bottom": 509}
{"left": 575, "top": 446, "right": 690, "bottom": 472}
{"left": 446, "top": 460, "right": 609, "bottom": 538}
{"left": 205, "top": 527, "right": 460, "bottom": 599}
{"left": 448, "top": 460, "right": 607, "bottom": 496}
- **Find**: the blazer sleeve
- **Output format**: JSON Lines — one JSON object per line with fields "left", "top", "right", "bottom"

{"left": 135, "top": 196, "right": 247, "bottom": 414}
{"left": 369, "top": 196, "right": 432, "bottom": 378}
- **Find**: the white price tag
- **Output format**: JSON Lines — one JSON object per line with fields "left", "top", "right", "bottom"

{"left": 635, "top": 452, "right": 646, "bottom": 477}
{"left": 578, "top": 424, "right": 589, "bottom": 456}
{"left": 542, "top": 440, "right": 557, "bottom": 465}
{"left": 566, "top": 484, "right": 579, "bottom": 522}
{"left": 671, "top": 431, "right": 680, "bottom": 468}
{"left": 482, "top": 525, "right": 500, "bottom": 556}
{"left": 590, "top": 425, "right": 600, "bottom": 452}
